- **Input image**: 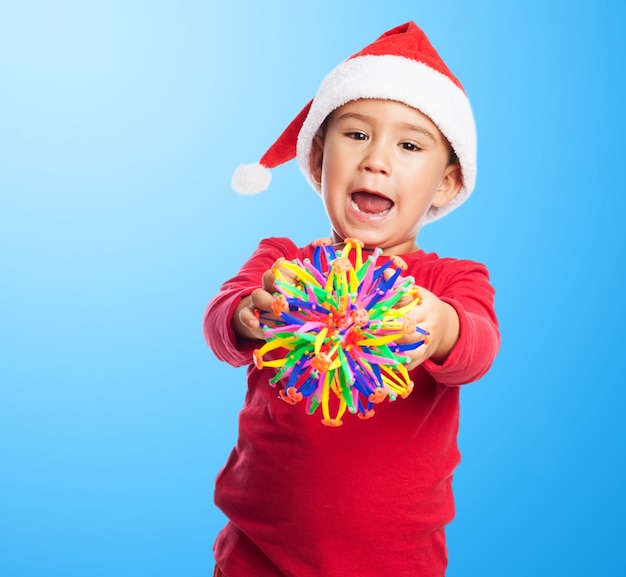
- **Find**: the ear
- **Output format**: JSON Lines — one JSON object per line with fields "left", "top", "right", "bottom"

{"left": 309, "top": 135, "right": 324, "bottom": 186}
{"left": 432, "top": 163, "right": 463, "bottom": 208}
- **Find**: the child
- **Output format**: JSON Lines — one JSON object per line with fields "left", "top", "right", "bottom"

{"left": 204, "top": 22, "right": 500, "bottom": 577}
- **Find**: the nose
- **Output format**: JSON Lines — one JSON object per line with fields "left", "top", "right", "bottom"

{"left": 359, "top": 140, "right": 390, "bottom": 175}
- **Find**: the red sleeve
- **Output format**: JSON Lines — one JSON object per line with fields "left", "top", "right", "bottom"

{"left": 419, "top": 258, "right": 500, "bottom": 386}
{"left": 202, "top": 237, "right": 303, "bottom": 367}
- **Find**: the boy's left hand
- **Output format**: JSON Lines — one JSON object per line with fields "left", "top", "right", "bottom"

{"left": 395, "top": 286, "right": 460, "bottom": 370}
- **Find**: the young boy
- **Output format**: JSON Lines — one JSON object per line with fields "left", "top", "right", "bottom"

{"left": 204, "top": 22, "right": 500, "bottom": 577}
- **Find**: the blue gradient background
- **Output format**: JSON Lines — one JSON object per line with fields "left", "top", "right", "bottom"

{"left": 1, "top": 1, "right": 624, "bottom": 575}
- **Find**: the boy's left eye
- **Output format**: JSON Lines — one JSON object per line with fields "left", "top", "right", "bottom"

{"left": 400, "top": 142, "right": 420, "bottom": 151}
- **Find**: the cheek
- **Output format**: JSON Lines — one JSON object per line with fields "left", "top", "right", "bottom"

{"left": 321, "top": 188, "right": 341, "bottom": 213}
{"left": 321, "top": 163, "right": 343, "bottom": 197}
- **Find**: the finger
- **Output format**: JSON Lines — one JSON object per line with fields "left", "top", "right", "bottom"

{"left": 402, "top": 337, "right": 432, "bottom": 370}
{"left": 261, "top": 268, "right": 278, "bottom": 293}
{"left": 249, "top": 287, "right": 287, "bottom": 328}
{"left": 381, "top": 266, "right": 421, "bottom": 311}
{"left": 239, "top": 305, "right": 261, "bottom": 330}
{"left": 249, "top": 287, "right": 275, "bottom": 312}
{"left": 269, "top": 258, "right": 299, "bottom": 287}
{"left": 395, "top": 289, "right": 419, "bottom": 310}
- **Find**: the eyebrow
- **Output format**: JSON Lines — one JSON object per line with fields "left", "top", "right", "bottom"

{"left": 334, "top": 112, "right": 438, "bottom": 143}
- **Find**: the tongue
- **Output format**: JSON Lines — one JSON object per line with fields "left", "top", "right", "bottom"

{"left": 352, "top": 191, "right": 393, "bottom": 214}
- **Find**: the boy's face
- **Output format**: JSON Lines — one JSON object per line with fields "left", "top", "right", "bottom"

{"left": 310, "top": 99, "right": 462, "bottom": 255}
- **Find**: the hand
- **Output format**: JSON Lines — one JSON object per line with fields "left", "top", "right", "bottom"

{"left": 395, "top": 285, "right": 460, "bottom": 370}
{"left": 232, "top": 260, "right": 297, "bottom": 342}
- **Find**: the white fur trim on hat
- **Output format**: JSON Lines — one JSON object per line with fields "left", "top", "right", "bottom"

{"left": 296, "top": 54, "right": 477, "bottom": 224}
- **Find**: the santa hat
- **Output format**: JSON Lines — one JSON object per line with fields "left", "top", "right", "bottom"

{"left": 232, "top": 21, "right": 476, "bottom": 224}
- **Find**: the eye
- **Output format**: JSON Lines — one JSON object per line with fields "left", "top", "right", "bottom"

{"left": 345, "top": 131, "right": 368, "bottom": 141}
{"left": 400, "top": 142, "right": 421, "bottom": 152}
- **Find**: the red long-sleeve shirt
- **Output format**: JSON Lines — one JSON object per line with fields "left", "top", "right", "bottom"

{"left": 204, "top": 237, "right": 499, "bottom": 577}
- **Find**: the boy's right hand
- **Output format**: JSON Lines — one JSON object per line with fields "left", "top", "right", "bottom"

{"left": 232, "top": 262, "right": 296, "bottom": 342}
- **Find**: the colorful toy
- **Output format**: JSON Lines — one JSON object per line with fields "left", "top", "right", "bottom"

{"left": 253, "top": 238, "right": 429, "bottom": 426}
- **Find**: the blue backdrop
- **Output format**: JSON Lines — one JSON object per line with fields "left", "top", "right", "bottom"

{"left": 1, "top": 1, "right": 624, "bottom": 575}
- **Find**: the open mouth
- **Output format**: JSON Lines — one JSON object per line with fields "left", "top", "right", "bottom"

{"left": 351, "top": 191, "right": 394, "bottom": 215}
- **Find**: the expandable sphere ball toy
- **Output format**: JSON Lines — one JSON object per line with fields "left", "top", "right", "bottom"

{"left": 253, "top": 238, "right": 429, "bottom": 426}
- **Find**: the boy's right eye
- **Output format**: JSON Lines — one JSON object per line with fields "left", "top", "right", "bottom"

{"left": 345, "top": 131, "right": 368, "bottom": 141}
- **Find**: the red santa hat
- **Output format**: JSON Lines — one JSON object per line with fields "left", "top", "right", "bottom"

{"left": 232, "top": 21, "right": 476, "bottom": 224}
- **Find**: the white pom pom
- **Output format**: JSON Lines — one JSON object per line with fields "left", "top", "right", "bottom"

{"left": 231, "top": 163, "right": 272, "bottom": 194}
